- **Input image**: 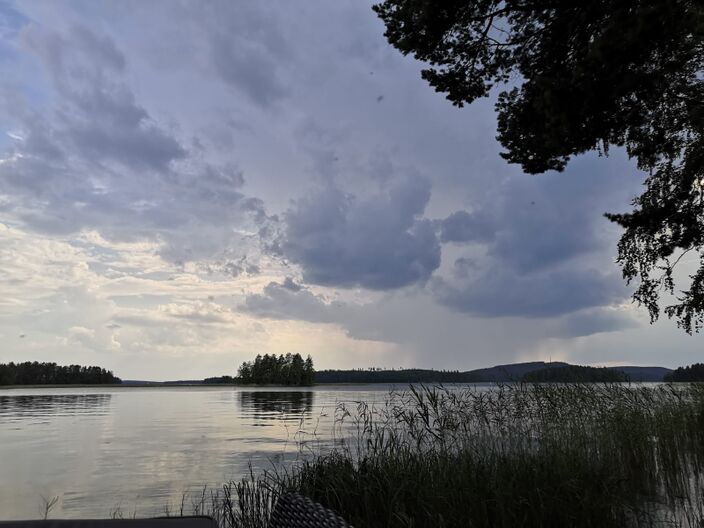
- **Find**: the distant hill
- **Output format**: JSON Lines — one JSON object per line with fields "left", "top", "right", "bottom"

{"left": 464, "top": 361, "right": 570, "bottom": 382}
{"left": 315, "top": 362, "right": 673, "bottom": 384}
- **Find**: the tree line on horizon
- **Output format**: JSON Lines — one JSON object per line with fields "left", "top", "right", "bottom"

{"left": 313, "top": 363, "right": 675, "bottom": 383}
{"left": 664, "top": 363, "right": 704, "bottom": 382}
{"left": 521, "top": 365, "right": 627, "bottom": 383}
{"left": 0, "top": 361, "right": 121, "bottom": 386}
{"left": 203, "top": 375, "right": 235, "bottom": 384}
{"left": 315, "top": 367, "right": 598, "bottom": 384}
{"left": 236, "top": 353, "right": 315, "bottom": 386}
{"left": 314, "top": 368, "right": 475, "bottom": 384}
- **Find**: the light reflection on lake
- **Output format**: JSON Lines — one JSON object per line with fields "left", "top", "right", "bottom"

{"left": 0, "top": 385, "right": 399, "bottom": 520}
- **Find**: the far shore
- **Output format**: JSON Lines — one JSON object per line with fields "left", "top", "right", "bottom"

{"left": 0, "top": 380, "right": 678, "bottom": 391}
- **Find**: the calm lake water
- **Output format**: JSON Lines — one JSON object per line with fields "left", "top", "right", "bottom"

{"left": 0, "top": 384, "right": 407, "bottom": 520}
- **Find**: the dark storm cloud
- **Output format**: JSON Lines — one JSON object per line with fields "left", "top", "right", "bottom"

{"left": 488, "top": 195, "right": 601, "bottom": 275}
{"left": 431, "top": 153, "right": 640, "bottom": 318}
{"left": 434, "top": 266, "right": 627, "bottom": 318}
{"left": 282, "top": 177, "right": 441, "bottom": 290}
{"left": 485, "top": 156, "right": 637, "bottom": 274}
{"left": 440, "top": 210, "right": 494, "bottom": 243}
{"left": 243, "top": 280, "right": 341, "bottom": 323}
{"left": 268, "top": 148, "right": 635, "bottom": 318}
{"left": 241, "top": 275, "right": 634, "bottom": 346}
{"left": 556, "top": 309, "right": 639, "bottom": 339}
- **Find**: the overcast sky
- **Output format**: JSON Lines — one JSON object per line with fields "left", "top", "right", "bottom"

{"left": 0, "top": 0, "right": 699, "bottom": 380}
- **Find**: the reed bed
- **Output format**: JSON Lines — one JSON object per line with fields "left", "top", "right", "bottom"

{"left": 169, "top": 383, "right": 704, "bottom": 528}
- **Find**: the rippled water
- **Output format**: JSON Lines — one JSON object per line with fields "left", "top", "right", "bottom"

{"left": 0, "top": 385, "right": 397, "bottom": 520}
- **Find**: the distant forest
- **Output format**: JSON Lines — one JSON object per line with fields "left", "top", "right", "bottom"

{"left": 314, "top": 368, "right": 476, "bottom": 384}
{"left": 522, "top": 365, "right": 627, "bottom": 383}
{"left": 314, "top": 362, "right": 669, "bottom": 384}
{"left": 664, "top": 363, "right": 704, "bottom": 382}
{"left": 237, "top": 353, "right": 315, "bottom": 386}
{"left": 0, "top": 361, "right": 121, "bottom": 385}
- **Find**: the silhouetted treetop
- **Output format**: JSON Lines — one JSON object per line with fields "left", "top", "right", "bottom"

{"left": 374, "top": 0, "right": 704, "bottom": 332}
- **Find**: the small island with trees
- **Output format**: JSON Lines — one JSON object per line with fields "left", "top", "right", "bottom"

{"left": 236, "top": 353, "right": 315, "bottom": 386}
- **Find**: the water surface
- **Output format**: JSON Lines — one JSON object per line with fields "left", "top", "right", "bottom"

{"left": 0, "top": 385, "right": 398, "bottom": 519}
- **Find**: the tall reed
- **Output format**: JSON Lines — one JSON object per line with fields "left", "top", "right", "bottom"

{"left": 178, "top": 383, "right": 704, "bottom": 527}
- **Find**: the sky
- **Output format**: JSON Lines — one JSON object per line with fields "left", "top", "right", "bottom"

{"left": 0, "top": 0, "right": 700, "bottom": 380}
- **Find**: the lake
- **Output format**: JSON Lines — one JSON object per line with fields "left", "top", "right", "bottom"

{"left": 0, "top": 384, "right": 404, "bottom": 520}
